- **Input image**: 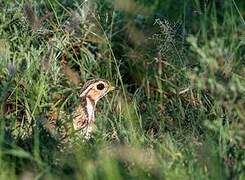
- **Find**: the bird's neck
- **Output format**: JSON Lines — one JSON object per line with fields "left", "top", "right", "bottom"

{"left": 83, "top": 96, "right": 96, "bottom": 123}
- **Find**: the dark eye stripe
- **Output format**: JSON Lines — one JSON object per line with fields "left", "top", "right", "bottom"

{"left": 97, "top": 83, "right": 105, "bottom": 90}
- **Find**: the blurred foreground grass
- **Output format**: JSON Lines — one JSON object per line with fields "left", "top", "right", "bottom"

{"left": 0, "top": 0, "right": 244, "bottom": 179}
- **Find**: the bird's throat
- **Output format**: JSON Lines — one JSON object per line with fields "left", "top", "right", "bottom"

{"left": 85, "top": 97, "right": 96, "bottom": 123}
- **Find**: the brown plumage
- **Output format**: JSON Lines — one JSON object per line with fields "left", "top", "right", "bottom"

{"left": 72, "top": 79, "right": 115, "bottom": 139}
{"left": 47, "top": 79, "right": 114, "bottom": 143}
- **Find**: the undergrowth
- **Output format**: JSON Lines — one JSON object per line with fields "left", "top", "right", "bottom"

{"left": 0, "top": 0, "right": 244, "bottom": 179}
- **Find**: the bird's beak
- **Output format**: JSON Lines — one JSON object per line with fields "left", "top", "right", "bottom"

{"left": 108, "top": 85, "right": 115, "bottom": 92}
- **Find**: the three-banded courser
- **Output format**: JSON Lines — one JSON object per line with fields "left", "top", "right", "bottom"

{"left": 72, "top": 79, "right": 115, "bottom": 139}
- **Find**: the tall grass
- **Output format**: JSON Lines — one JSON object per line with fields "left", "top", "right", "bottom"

{"left": 0, "top": 0, "right": 244, "bottom": 179}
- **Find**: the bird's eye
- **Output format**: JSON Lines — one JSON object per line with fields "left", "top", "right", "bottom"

{"left": 96, "top": 83, "right": 105, "bottom": 90}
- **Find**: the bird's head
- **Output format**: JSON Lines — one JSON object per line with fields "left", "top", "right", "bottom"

{"left": 80, "top": 79, "right": 115, "bottom": 103}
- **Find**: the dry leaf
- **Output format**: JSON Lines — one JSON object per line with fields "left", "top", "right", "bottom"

{"left": 62, "top": 64, "right": 81, "bottom": 85}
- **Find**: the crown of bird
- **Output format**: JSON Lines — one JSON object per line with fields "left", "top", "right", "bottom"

{"left": 72, "top": 79, "right": 115, "bottom": 139}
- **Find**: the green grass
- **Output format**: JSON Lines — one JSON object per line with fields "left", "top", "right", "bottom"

{"left": 0, "top": 0, "right": 244, "bottom": 179}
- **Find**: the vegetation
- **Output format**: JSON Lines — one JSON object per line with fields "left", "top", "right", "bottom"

{"left": 0, "top": 0, "right": 244, "bottom": 179}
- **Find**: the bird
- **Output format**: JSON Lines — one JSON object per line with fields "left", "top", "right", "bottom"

{"left": 46, "top": 79, "right": 115, "bottom": 145}
{"left": 72, "top": 79, "right": 115, "bottom": 140}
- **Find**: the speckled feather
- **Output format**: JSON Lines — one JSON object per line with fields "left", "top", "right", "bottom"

{"left": 47, "top": 79, "right": 114, "bottom": 144}
{"left": 72, "top": 103, "right": 88, "bottom": 130}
